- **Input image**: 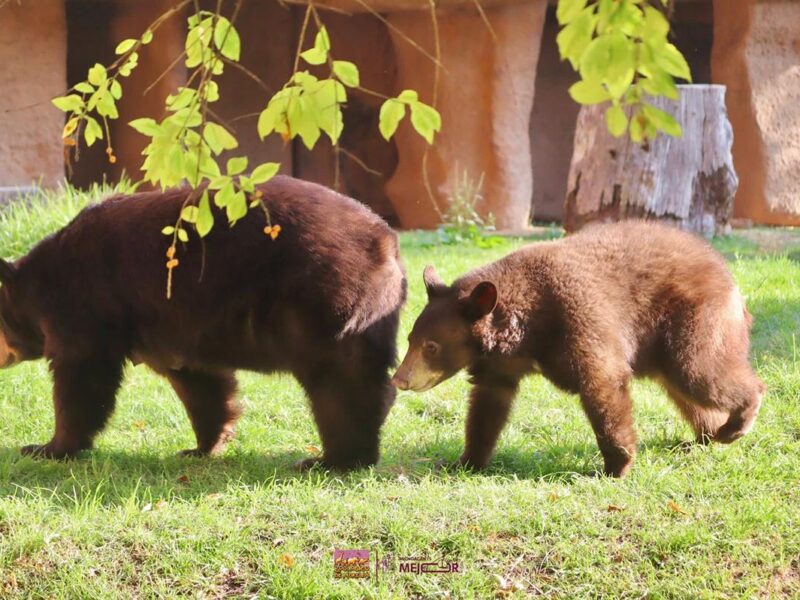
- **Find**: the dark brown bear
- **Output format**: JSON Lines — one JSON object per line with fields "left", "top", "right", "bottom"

{"left": 0, "top": 175, "right": 405, "bottom": 470}
{"left": 392, "top": 221, "right": 764, "bottom": 477}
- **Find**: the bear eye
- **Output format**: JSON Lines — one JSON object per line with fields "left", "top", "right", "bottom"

{"left": 422, "top": 341, "right": 440, "bottom": 357}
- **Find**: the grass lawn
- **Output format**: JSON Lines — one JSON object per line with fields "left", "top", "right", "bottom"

{"left": 1, "top": 187, "right": 799, "bottom": 599}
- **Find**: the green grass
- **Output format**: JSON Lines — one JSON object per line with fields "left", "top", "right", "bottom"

{"left": 1, "top": 189, "right": 799, "bottom": 598}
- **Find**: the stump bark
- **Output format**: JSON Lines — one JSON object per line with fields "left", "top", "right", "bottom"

{"left": 564, "top": 84, "right": 738, "bottom": 237}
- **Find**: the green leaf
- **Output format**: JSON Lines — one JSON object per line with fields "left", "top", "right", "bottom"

{"left": 251, "top": 162, "right": 280, "bottom": 184}
{"left": 639, "top": 69, "right": 678, "bottom": 100}
{"left": 204, "top": 80, "right": 220, "bottom": 103}
{"left": 214, "top": 17, "right": 241, "bottom": 61}
{"left": 197, "top": 191, "right": 214, "bottom": 237}
{"left": 177, "top": 228, "right": 189, "bottom": 243}
{"left": 556, "top": 8, "right": 597, "bottom": 69}
{"left": 62, "top": 117, "right": 79, "bottom": 138}
{"left": 333, "top": 61, "right": 359, "bottom": 87}
{"left": 642, "top": 6, "right": 669, "bottom": 39}
{"left": 630, "top": 111, "right": 645, "bottom": 142}
{"left": 51, "top": 94, "right": 83, "bottom": 112}
{"left": 607, "top": 0, "right": 642, "bottom": 37}
{"left": 215, "top": 182, "right": 235, "bottom": 208}
{"left": 300, "top": 47, "right": 326, "bottom": 66}
{"left": 311, "top": 79, "right": 345, "bottom": 144}
{"left": 227, "top": 156, "right": 248, "bottom": 175}
{"left": 161, "top": 226, "right": 175, "bottom": 235}
{"left": 115, "top": 39, "right": 137, "bottom": 55}
{"left": 605, "top": 103, "right": 628, "bottom": 137}
{"left": 653, "top": 42, "right": 692, "bottom": 82}
{"left": 398, "top": 89, "right": 419, "bottom": 103}
{"left": 88, "top": 64, "right": 107, "bottom": 86}
{"left": 74, "top": 82, "right": 95, "bottom": 94}
{"left": 118, "top": 53, "right": 139, "bottom": 77}
{"left": 110, "top": 80, "right": 123, "bottom": 100}
{"left": 226, "top": 190, "right": 247, "bottom": 223}
{"left": 316, "top": 26, "right": 330, "bottom": 52}
{"left": 642, "top": 103, "right": 682, "bottom": 136}
{"left": 239, "top": 176, "right": 255, "bottom": 193}
{"left": 409, "top": 101, "right": 441, "bottom": 144}
{"left": 379, "top": 98, "right": 406, "bottom": 140}
{"left": 129, "top": 117, "right": 160, "bottom": 136}
{"left": 84, "top": 116, "right": 104, "bottom": 146}
{"left": 181, "top": 206, "right": 199, "bottom": 224}
{"left": 96, "top": 93, "right": 119, "bottom": 119}
{"left": 557, "top": 0, "right": 588, "bottom": 25}
{"left": 204, "top": 122, "right": 238, "bottom": 155}
{"left": 568, "top": 80, "right": 611, "bottom": 104}
{"left": 167, "top": 87, "right": 196, "bottom": 111}
{"left": 287, "top": 95, "right": 321, "bottom": 149}
{"left": 580, "top": 32, "right": 635, "bottom": 98}
{"left": 209, "top": 175, "right": 230, "bottom": 190}
{"left": 141, "top": 29, "right": 154, "bottom": 44}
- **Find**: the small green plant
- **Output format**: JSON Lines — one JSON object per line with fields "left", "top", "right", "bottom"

{"left": 437, "top": 169, "right": 504, "bottom": 248}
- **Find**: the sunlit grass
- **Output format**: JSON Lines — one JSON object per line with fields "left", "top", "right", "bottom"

{"left": 0, "top": 188, "right": 798, "bottom": 598}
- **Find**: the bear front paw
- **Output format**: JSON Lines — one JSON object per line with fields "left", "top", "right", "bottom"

{"left": 294, "top": 454, "right": 377, "bottom": 472}
{"left": 294, "top": 456, "right": 323, "bottom": 472}
{"left": 178, "top": 448, "right": 211, "bottom": 458}
{"left": 20, "top": 443, "right": 81, "bottom": 460}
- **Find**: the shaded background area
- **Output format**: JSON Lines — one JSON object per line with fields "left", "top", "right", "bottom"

{"left": 4, "top": 0, "right": 799, "bottom": 228}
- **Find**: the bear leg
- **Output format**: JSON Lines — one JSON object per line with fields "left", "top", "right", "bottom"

{"left": 709, "top": 372, "right": 765, "bottom": 444}
{"left": 457, "top": 379, "right": 519, "bottom": 470}
{"left": 167, "top": 368, "right": 240, "bottom": 456}
{"left": 660, "top": 379, "right": 730, "bottom": 444}
{"left": 298, "top": 374, "right": 395, "bottom": 471}
{"left": 21, "top": 358, "right": 124, "bottom": 459}
{"left": 661, "top": 367, "right": 764, "bottom": 445}
{"left": 580, "top": 379, "right": 637, "bottom": 478}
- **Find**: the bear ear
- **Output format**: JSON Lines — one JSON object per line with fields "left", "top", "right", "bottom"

{"left": 463, "top": 281, "right": 497, "bottom": 320}
{"left": 423, "top": 265, "right": 446, "bottom": 298}
{"left": 0, "top": 259, "right": 15, "bottom": 285}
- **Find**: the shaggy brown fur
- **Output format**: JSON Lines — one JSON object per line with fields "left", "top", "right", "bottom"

{"left": 393, "top": 221, "right": 764, "bottom": 477}
{"left": 0, "top": 176, "right": 406, "bottom": 470}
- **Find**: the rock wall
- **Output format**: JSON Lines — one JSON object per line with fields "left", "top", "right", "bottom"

{"left": 712, "top": 0, "right": 800, "bottom": 224}
{"left": 386, "top": 1, "right": 547, "bottom": 230}
{"left": 0, "top": 0, "right": 66, "bottom": 188}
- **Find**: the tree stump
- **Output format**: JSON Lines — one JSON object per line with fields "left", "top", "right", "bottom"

{"left": 564, "top": 84, "right": 738, "bottom": 237}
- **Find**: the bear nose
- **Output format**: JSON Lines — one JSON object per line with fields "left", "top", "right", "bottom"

{"left": 391, "top": 373, "right": 409, "bottom": 390}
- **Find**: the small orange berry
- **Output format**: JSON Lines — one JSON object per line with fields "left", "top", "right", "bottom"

{"left": 166, "top": 258, "right": 179, "bottom": 269}
{"left": 109, "top": 155, "right": 117, "bottom": 164}
{"left": 63, "top": 137, "right": 76, "bottom": 147}
{"left": 270, "top": 226, "right": 281, "bottom": 240}
{"left": 263, "top": 225, "right": 272, "bottom": 236}
{"left": 255, "top": 190, "right": 263, "bottom": 199}
{"left": 105, "top": 147, "right": 113, "bottom": 155}
{"left": 166, "top": 246, "right": 176, "bottom": 259}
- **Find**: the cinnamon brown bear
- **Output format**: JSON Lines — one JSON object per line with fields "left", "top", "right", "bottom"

{"left": 392, "top": 221, "right": 764, "bottom": 477}
{"left": 0, "top": 176, "right": 406, "bottom": 470}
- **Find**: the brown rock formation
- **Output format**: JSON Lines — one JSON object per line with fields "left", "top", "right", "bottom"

{"left": 712, "top": 0, "right": 800, "bottom": 225}
{"left": 0, "top": 0, "right": 66, "bottom": 189}
{"left": 385, "top": 1, "right": 547, "bottom": 230}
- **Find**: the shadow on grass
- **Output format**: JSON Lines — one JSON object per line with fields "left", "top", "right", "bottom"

{"left": 0, "top": 431, "right": 708, "bottom": 507}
